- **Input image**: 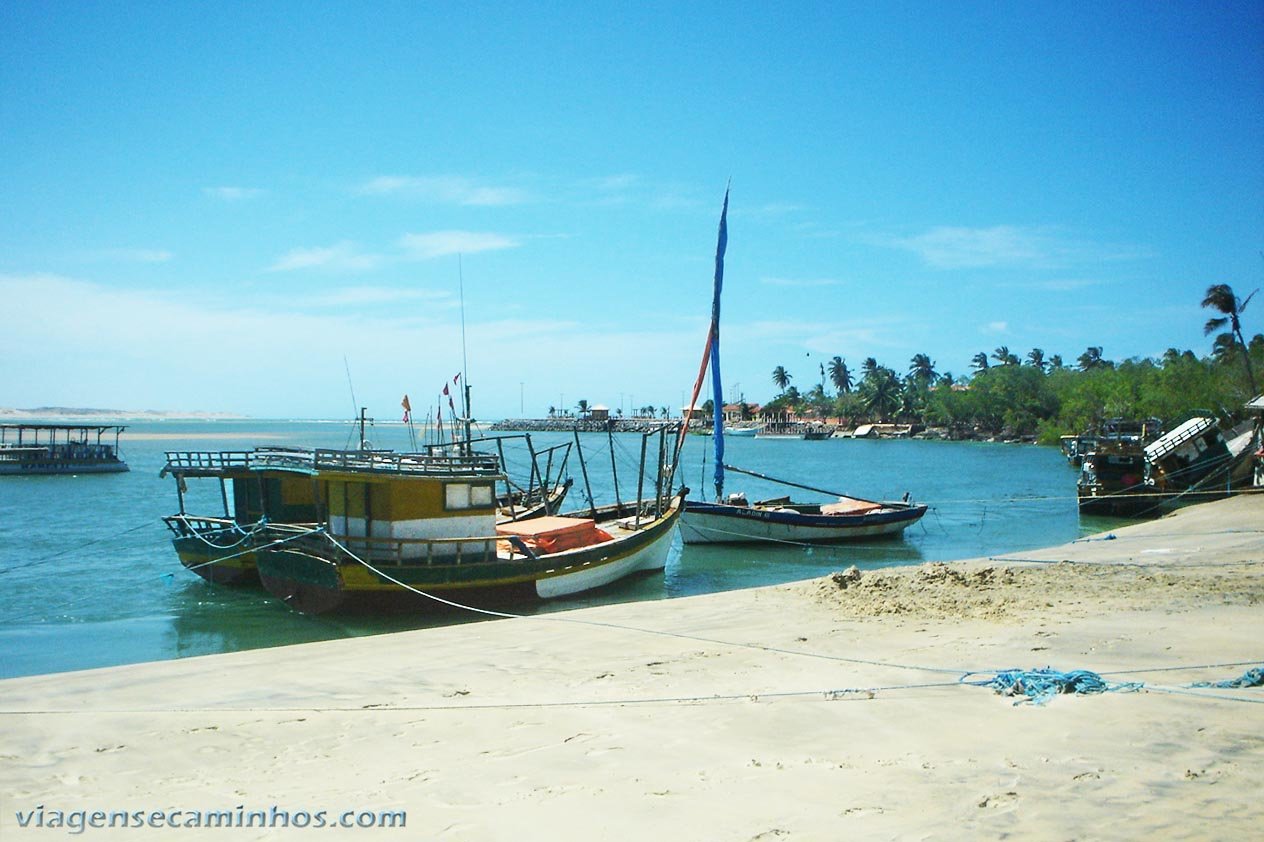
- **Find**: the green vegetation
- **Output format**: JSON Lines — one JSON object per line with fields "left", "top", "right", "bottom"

{"left": 759, "top": 285, "right": 1262, "bottom": 442}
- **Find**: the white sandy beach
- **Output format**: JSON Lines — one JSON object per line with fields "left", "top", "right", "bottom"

{"left": 2, "top": 494, "right": 1261, "bottom": 840}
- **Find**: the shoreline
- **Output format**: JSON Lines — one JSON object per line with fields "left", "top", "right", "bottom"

{"left": 2, "top": 494, "right": 1261, "bottom": 838}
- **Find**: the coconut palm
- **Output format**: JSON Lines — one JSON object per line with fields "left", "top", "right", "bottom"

{"left": 860, "top": 357, "right": 880, "bottom": 381}
{"left": 1026, "top": 348, "right": 1047, "bottom": 371}
{"left": 828, "top": 356, "right": 853, "bottom": 394}
{"left": 859, "top": 369, "right": 901, "bottom": 421}
{"left": 576, "top": 399, "right": 590, "bottom": 419}
{"left": 992, "top": 345, "right": 1019, "bottom": 366}
{"left": 908, "top": 353, "right": 938, "bottom": 383}
{"left": 971, "top": 352, "right": 990, "bottom": 373}
{"left": 1048, "top": 354, "right": 1064, "bottom": 369}
{"left": 1202, "top": 283, "right": 1258, "bottom": 394}
{"left": 1077, "top": 346, "right": 1107, "bottom": 371}
{"left": 771, "top": 365, "right": 792, "bottom": 392}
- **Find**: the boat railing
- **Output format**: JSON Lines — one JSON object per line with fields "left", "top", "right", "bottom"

{"left": 161, "top": 514, "right": 255, "bottom": 539}
{"left": 263, "top": 524, "right": 535, "bottom": 566}
{"left": 1144, "top": 417, "right": 1216, "bottom": 462}
{"left": 307, "top": 448, "right": 503, "bottom": 476}
{"left": 162, "top": 447, "right": 503, "bottom": 478}
{"left": 162, "top": 451, "right": 256, "bottom": 476}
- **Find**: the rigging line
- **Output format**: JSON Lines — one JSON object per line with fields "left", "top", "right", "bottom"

{"left": 325, "top": 533, "right": 968, "bottom": 677}
{"left": 0, "top": 521, "right": 164, "bottom": 576}
{"left": 1097, "top": 660, "right": 1264, "bottom": 677}
{"left": 1142, "top": 685, "right": 1264, "bottom": 705}
{"left": 985, "top": 555, "right": 1262, "bottom": 570}
{"left": 0, "top": 681, "right": 977, "bottom": 717}
{"left": 4, "top": 527, "right": 329, "bottom": 624}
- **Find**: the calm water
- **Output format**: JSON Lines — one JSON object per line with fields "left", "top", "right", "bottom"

{"left": 0, "top": 420, "right": 1129, "bottom": 678}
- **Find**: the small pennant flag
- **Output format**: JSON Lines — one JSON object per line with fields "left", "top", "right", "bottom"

{"left": 401, "top": 394, "right": 412, "bottom": 423}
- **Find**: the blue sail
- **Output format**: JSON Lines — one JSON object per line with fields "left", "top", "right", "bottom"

{"left": 710, "top": 189, "right": 729, "bottom": 501}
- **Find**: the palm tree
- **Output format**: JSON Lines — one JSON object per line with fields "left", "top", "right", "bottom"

{"left": 908, "top": 353, "right": 937, "bottom": 383}
{"left": 576, "top": 399, "right": 590, "bottom": 419}
{"left": 1077, "top": 346, "right": 1107, "bottom": 371}
{"left": 860, "top": 357, "right": 880, "bottom": 381}
{"left": 1048, "top": 354, "right": 1064, "bottom": 369}
{"left": 547, "top": 405, "right": 556, "bottom": 418}
{"left": 859, "top": 369, "right": 901, "bottom": 421}
{"left": 1202, "top": 283, "right": 1258, "bottom": 394}
{"left": 828, "top": 356, "right": 853, "bottom": 394}
{"left": 939, "top": 371, "right": 956, "bottom": 387}
{"left": 771, "top": 365, "right": 792, "bottom": 392}
{"left": 971, "top": 352, "right": 990, "bottom": 373}
{"left": 1026, "top": 348, "right": 1047, "bottom": 371}
{"left": 992, "top": 345, "right": 1019, "bottom": 366}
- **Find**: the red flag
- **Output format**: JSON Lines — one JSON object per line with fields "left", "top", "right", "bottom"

{"left": 401, "top": 394, "right": 411, "bottom": 423}
{"left": 453, "top": 373, "right": 461, "bottom": 384}
{"left": 442, "top": 383, "right": 450, "bottom": 396}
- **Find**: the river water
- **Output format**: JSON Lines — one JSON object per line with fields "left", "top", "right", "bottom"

{"left": 0, "top": 420, "right": 1129, "bottom": 678}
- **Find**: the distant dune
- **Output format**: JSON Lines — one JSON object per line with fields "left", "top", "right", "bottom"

{"left": 0, "top": 407, "right": 247, "bottom": 422}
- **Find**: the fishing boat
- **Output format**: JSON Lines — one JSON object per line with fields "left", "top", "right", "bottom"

{"left": 161, "top": 432, "right": 572, "bottom": 587}
{"left": 1077, "top": 414, "right": 1253, "bottom": 516}
{"left": 162, "top": 425, "right": 683, "bottom": 612}
{"left": 0, "top": 423, "right": 129, "bottom": 475}
{"left": 1144, "top": 415, "right": 1255, "bottom": 500}
{"left": 675, "top": 190, "right": 927, "bottom": 545}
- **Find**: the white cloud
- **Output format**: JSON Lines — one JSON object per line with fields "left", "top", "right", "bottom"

{"left": 305, "top": 286, "right": 456, "bottom": 307}
{"left": 878, "top": 225, "right": 1153, "bottom": 270}
{"left": 760, "top": 276, "right": 840, "bottom": 288}
{"left": 398, "top": 231, "right": 520, "bottom": 259}
{"left": 886, "top": 226, "right": 1050, "bottom": 269}
{"left": 268, "top": 242, "right": 382, "bottom": 272}
{"left": 984, "top": 321, "right": 1010, "bottom": 334}
{"left": 204, "top": 186, "right": 264, "bottom": 201}
{"left": 358, "top": 175, "right": 527, "bottom": 206}
{"left": 0, "top": 273, "right": 703, "bottom": 418}
{"left": 99, "top": 248, "right": 173, "bottom": 264}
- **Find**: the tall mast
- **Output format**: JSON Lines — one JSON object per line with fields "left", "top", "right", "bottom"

{"left": 459, "top": 254, "right": 472, "bottom": 450}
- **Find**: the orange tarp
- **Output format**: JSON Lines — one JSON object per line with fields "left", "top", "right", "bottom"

{"left": 496, "top": 516, "right": 613, "bottom": 554}
{"left": 820, "top": 497, "right": 882, "bottom": 516}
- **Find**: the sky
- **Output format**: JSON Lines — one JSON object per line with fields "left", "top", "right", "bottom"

{"left": 2, "top": 1, "right": 1262, "bottom": 420}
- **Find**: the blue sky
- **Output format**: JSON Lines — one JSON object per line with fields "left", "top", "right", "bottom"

{"left": 2, "top": 1, "right": 1261, "bottom": 419}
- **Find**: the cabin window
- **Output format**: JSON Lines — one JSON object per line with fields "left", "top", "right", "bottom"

{"left": 445, "top": 482, "right": 495, "bottom": 510}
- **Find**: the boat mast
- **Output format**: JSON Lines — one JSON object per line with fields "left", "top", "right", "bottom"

{"left": 672, "top": 186, "right": 730, "bottom": 504}
{"left": 708, "top": 189, "right": 730, "bottom": 502}
{"left": 458, "top": 254, "right": 472, "bottom": 452}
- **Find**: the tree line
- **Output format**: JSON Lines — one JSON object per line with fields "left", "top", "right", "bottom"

{"left": 755, "top": 284, "right": 1262, "bottom": 442}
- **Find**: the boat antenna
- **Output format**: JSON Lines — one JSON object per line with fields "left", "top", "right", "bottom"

{"left": 343, "top": 355, "right": 363, "bottom": 449}
{"left": 459, "top": 254, "right": 472, "bottom": 449}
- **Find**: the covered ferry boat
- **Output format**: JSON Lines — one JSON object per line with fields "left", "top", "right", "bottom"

{"left": 161, "top": 427, "right": 684, "bottom": 613}
{"left": 0, "top": 423, "right": 129, "bottom": 475}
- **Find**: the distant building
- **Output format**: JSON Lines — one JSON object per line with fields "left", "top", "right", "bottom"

{"left": 589, "top": 405, "right": 610, "bottom": 422}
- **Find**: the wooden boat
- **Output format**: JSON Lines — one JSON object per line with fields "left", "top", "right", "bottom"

{"left": 0, "top": 423, "right": 129, "bottom": 475}
{"left": 1077, "top": 415, "right": 1253, "bottom": 516}
{"left": 1145, "top": 416, "right": 1255, "bottom": 500}
{"left": 1076, "top": 438, "right": 1152, "bottom": 516}
{"left": 680, "top": 488, "right": 927, "bottom": 545}
{"left": 161, "top": 433, "right": 572, "bottom": 587}
{"left": 676, "top": 190, "right": 927, "bottom": 546}
{"left": 162, "top": 427, "right": 682, "bottom": 612}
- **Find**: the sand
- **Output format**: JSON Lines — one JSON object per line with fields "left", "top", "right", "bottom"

{"left": 2, "top": 494, "right": 1261, "bottom": 840}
